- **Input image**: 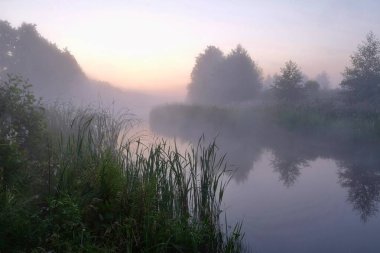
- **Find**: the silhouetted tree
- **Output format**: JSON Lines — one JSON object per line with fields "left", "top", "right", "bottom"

{"left": 0, "top": 75, "right": 46, "bottom": 191}
{"left": 304, "top": 80, "right": 320, "bottom": 92}
{"left": 0, "top": 20, "right": 154, "bottom": 114}
{"left": 187, "top": 45, "right": 262, "bottom": 105}
{"left": 272, "top": 60, "right": 304, "bottom": 103}
{"left": 217, "top": 45, "right": 262, "bottom": 104}
{"left": 340, "top": 32, "right": 380, "bottom": 106}
{"left": 0, "top": 20, "right": 85, "bottom": 99}
{"left": 187, "top": 46, "right": 224, "bottom": 104}
{"left": 0, "top": 21, "right": 16, "bottom": 76}
{"left": 303, "top": 80, "right": 321, "bottom": 101}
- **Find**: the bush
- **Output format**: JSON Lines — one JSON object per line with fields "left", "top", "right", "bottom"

{"left": 0, "top": 74, "right": 46, "bottom": 191}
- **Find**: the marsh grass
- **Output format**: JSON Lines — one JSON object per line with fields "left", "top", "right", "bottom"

{"left": 0, "top": 104, "right": 244, "bottom": 252}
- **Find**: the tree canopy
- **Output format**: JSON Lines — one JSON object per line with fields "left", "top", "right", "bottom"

{"left": 272, "top": 60, "right": 304, "bottom": 103}
{"left": 0, "top": 75, "right": 45, "bottom": 157}
{"left": 187, "top": 45, "right": 262, "bottom": 105}
{"left": 187, "top": 46, "right": 224, "bottom": 104}
{"left": 0, "top": 20, "right": 85, "bottom": 99}
{"left": 340, "top": 32, "right": 380, "bottom": 106}
{"left": 0, "top": 20, "right": 144, "bottom": 111}
{"left": 0, "top": 75, "right": 46, "bottom": 190}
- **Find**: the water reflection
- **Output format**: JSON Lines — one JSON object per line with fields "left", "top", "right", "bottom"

{"left": 337, "top": 153, "right": 380, "bottom": 222}
{"left": 271, "top": 151, "right": 309, "bottom": 187}
{"left": 149, "top": 117, "right": 380, "bottom": 222}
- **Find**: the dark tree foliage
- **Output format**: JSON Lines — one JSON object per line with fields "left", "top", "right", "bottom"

{"left": 0, "top": 20, "right": 163, "bottom": 115}
{"left": 340, "top": 32, "right": 380, "bottom": 107}
{"left": 218, "top": 45, "right": 262, "bottom": 104}
{"left": 272, "top": 60, "right": 304, "bottom": 103}
{"left": 304, "top": 80, "right": 320, "bottom": 93}
{"left": 0, "top": 21, "right": 16, "bottom": 74}
{"left": 303, "top": 80, "right": 321, "bottom": 101}
{"left": 0, "top": 20, "right": 85, "bottom": 98}
{"left": 187, "top": 45, "right": 262, "bottom": 105}
{"left": 0, "top": 75, "right": 46, "bottom": 190}
{"left": 187, "top": 46, "right": 224, "bottom": 104}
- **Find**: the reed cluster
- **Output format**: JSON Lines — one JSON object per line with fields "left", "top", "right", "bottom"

{"left": 0, "top": 105, "right": 244, "bottom": 252}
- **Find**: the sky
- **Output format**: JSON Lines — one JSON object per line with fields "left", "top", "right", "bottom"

{"left": 1, "top": 0, "right": 380, "bottom": 95}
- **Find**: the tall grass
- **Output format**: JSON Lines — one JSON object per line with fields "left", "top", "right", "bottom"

{"left": 0, "top": 105, "right": 244, "bottom": 252}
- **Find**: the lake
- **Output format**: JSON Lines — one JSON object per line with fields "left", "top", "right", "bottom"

{"left": 146, "top": 117, "right": 380, "bottom": 253}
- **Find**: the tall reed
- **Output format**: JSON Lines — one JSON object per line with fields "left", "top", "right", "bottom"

{"left": 1, "top": 104, "right": 245, "bottom": 252}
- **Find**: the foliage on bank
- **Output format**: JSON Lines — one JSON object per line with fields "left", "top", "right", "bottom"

{"left": 151, "top": 32, "right": 380, "bottom": 141}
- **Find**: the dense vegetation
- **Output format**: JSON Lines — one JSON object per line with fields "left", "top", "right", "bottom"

{"left": 0, "top": 20, "right": 85, "bottom": 99}
{"left": 0, "top": 75, "right": 244, "bottom": 252}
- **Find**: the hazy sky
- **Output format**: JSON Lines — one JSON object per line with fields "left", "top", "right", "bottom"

{"left": 2, "top": 0, "right": 380, "bottom": 94}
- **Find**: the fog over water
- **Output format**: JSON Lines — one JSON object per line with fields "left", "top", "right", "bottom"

{"left": 149, "top": 105, "right": 380, "bottom": 252}
{"left": 2, "top": 1, "right": 380, "bottom": 251}
{"left": 147, "top": 31, "right": 380, "bottom": 251}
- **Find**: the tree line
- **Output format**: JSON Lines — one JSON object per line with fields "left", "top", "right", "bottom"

{"left": 187, "top": 32, "right": 380, "bottom": 109}
{"left": 0, "top": 20, "right": 85, "bottom": 95}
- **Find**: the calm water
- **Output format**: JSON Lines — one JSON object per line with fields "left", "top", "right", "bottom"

{"left": 145, "top": 120, "right": 380, "bottom": 252}
{"left": 224, "top": 152, "right": 380, "bottom": 253}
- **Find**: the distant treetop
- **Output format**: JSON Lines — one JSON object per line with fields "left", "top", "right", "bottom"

{"left": 340, "top": 31, "right": 380, "bottom": 106}
{"left": 187, "top": 44, "right": 262, "bottom": 105}
{"left": 0, "top": 20, "right": 85, "bottom": 98}
{"left": 272, "top": 60, "right": 304, "bottom": 103}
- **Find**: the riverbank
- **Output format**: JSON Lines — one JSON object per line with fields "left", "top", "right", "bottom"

{"left": 0, "top": 78, "right": 244, "bottom": 252}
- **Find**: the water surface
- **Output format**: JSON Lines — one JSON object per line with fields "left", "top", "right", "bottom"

{"left": 224, "top": 151, "right": 380, "bottom": 252}
{"left": 146, "top": 120, "right": 380, "bottom": 252}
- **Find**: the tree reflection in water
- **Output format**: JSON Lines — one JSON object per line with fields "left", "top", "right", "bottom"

{"left": 149, "top": 109, "right": 380, "bottom": 222}
{"left": 271, "top": 152, "right": 309, "bottom": 187}
{"left": 337, "top": 155, "right": 380, "bottom": 222}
